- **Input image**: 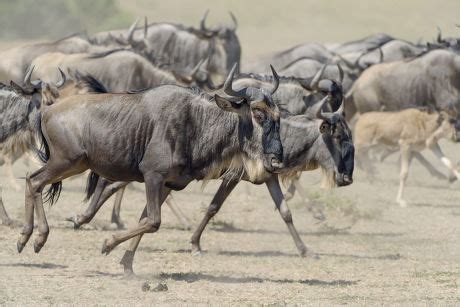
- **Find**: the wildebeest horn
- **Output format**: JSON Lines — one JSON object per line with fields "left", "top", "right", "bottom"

{"left": 190, "top": 59, "right": 205, "bottom": 76}
{"left": 314, "top": 95, "right": 330, "bottom": 122}
{"left": 24, "top": 65, "right": 35, "bottom": 87}
{"left": 337, "top": 64, "right": 344, "bottom": 83}
{"left": 200, "top": 10, "right": 210, "bottom": 32}
{"left": 127, "top": 18, "right": 140, "bottom": 43}
{"left": 229, "top": 11, "right": 238, "bottom": 31}
{"left": 55, "top": 67, "right": 66, "bottom": 88}
{"left": 335, "top": 98, "right": 345, "bottom": 115}
{"left": 333, "top": 53, "right": 357, "bottom": 70}
{"left": 269, "top": 65, "right": 279, "bottom": 95}
{"left": 437, "top": 26, "right": 443, "bottom": 43}
{"left": 223, "top": 63, "right": 245, "bottom": 98}
{"left": 144, "top": 16, "right": 148, "bottom": 39}
{"left": 377, "top": 47, "right": 384, "bottom": 63}
{"left": 310, "top": 64, "right": 327, "bottom": 89}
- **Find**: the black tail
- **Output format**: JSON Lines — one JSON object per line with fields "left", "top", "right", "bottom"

{"left": 34, "top": 114, "right": 62, "bottom": 206}
{"left": 85, "top": 171, "right": 100, "bottom": 201}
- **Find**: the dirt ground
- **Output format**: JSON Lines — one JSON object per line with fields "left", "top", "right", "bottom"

{"left": 1, "top": 139, "right": 459, "bottom": 305}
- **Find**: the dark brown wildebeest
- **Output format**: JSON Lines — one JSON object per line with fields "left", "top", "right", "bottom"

{"left": 15, "top": 64, "right": 284, "bottom": 264}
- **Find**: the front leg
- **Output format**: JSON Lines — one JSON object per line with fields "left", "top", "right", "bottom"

{"left": 190, "top": 179, "right": 238, "bottom": 255}
{"left": 429, "top": 143, "right": 460, "bottom": 180}
{"left": 396, "top": 144, "right": 412, "bottom": 207}
{"left": 266, "top": 175, "right": 314, "bottom": 258}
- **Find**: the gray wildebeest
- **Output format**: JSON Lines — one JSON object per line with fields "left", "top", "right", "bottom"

{"left": 30, "top": 49, "right": 211, "bottom": 92}
{"left": 0, "top": 68, "right": 66, "bottom": 225}
{"left": 187, "top": 94, "right": 354, "bottom": 265}
{"left": 0, "top": 33, "right": 107, "bottom": 84}
{"left": 346, "top": 49, "right": 460, "bottom": 180}
{"left": 354, "top": 107, "right": 460, "bottom": 207}
{"left": 15, "top": 64, "right": 284, "bottom": 268}
{"left": 90, "top": 11, "right": 241, "bottom": 82}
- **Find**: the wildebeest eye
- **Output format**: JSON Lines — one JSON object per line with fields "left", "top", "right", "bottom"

{"left": 319, "top": 121, "right": 330, "bottom": 134}
{"left": 252, "top": 109, "right": 266, "bottom": 124}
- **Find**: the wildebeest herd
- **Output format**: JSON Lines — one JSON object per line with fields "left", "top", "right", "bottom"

{"left": 1, "top": 12, "right": 460, "bottom": 277}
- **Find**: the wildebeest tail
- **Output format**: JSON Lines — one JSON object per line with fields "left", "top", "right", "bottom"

{"left": 85, "top": 171, "right": 100, "bottom": 201}
{"left": 34, "top": 114, "right": 62, "bottom": 206}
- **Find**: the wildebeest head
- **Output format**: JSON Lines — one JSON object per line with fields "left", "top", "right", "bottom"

{"left": 172, "top": 58, "right": 217, "bottom": 90}
{"left": 199, "top": 10, "right": 241, "bottom": 81}
{"left": 311, "top": 95, "right": 354, "bottom": 187}
{"left": 9, "top": 66, "right": 65, "bottom": 108}
{"left": 214, "top": 63, "right": 284, "bottom": 172}
{"left": 297, "top": 64, "right": 344, "bottom": 112}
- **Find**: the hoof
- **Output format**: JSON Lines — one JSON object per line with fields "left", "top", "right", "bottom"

{"left": 300, "top": 249, "right": 320, "bottom": 259}
{"left": 191, "top": 249, "right": 202, "bottom": 257}
{"left": 17, "top": 241, "right": 25, "bottom": 253}
{"left": 33, "top": 242, "right": 43, "bottom": 253}
{"left": 65, "top": 216, "right": 81, "bottom": 230}
{"left": 123, "top": 269, "right": 136, "bottom": 279}
{"left": 101, "top": 238, "right": 115, "bottom": 255}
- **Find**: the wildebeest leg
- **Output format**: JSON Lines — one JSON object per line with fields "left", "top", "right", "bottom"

{"left": 67, "top": 180, "right": 128, "bottom": 229}
{"left": 412, "top": 152, "right": 449, "bottom": 181}
{"left": 120, "top": 187, "right": 171, "bottom": 275}
{"left": 111, "top": 186, "right": 126, "bottom": 229}
{"left": 292, "top": 179, "right": 325, "bottom": 221}
{"left": 190, "top": 179, "right": 238, "bottom": 256}
{"left": 429, "top": 143, "right": 460, "bottom": 180}
{"left": 283, "top": 181, "right": 296, "bottom": 201}
{"left": 0, "top": 187, "right": 13, "bottom": 225}
{"left": 4, "top": 155, "right": 21, "bottom": 191}
{"left": 18, "top": 160, "right": 85, "bottom": 253}
{"left": 165, "top": 195, "right": 192, "bottom": 230}
{"left": 101, "top": 172, "right": 164, "bottom": 255}
{"left": 396, "top": 145, "right": 412, "bottom": 208}
{"left": 266, "top": 176, "right": 313, "bottom": 257}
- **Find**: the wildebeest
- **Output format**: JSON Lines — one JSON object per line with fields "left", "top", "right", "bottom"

{"left": 0, "top": 68, "right": 66, "bottom": 225}
{"left": 0, "top": 33, "right": 107, "bottom": 84}
{"left": 90, "top": 11, "right": 241, "bottom": 82}
{"left": 15, "top": 64, "right": 284, "bottom": 268}
{"left": 30, "top": 49, "right": 210, "bottom": 92}
{"left": 347, "top": 49, "right": 460, "bottom": 117}
{"left": 354, "top": 107, "right": 460, "bottom": 207}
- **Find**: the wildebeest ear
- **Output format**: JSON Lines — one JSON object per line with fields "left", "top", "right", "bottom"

{"left": 214, "top": 94, "right": 246, "bottom": 114}
{"left": 9, "top": 81, "right": 26, "bottom": 94}
{"left": 319, "top": 121, "right": 331, "bottom": 134}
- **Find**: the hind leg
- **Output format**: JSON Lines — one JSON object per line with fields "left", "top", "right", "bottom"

{"left": 18, "top": 160, "right": 86, "bottom": 253}
{"left": 0, "top": 186, "right": 13, "bottom": 225}
{"left": 111, "top": 185, "right": 126, "bottom": 229}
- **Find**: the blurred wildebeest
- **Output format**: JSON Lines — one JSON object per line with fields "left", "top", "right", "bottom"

{"left": 0, "top": 33, "right": 108, "bottom": 84}
{"left": 30, "top": 49, "right": 210, "bottom": 92}
{"left": 0, "top": 68, "right": 66, "bottom": 225}
{"left": 428, "top": 26, "right": 460, "bottom": 53}
{"left": 347, "top": 49, "right": 460, "bottom": 118}
{"left": 90, "top": 11, "right": 241, "bottom": 82}
{"left": 15, "top": 64, "right": 284, "bottom": 268}
{"left": 355, "top": 107, "right": 460, "bottom": 207}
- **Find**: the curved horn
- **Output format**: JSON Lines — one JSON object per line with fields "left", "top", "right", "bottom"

{"left": 269, "top": 65, "right": 280, "bottom": 95}
{"left": 23, "top": 65, "right": 35, "bottom": 87}
{"left": 333, "top": 52, "right": 358, "bottom": 70}
{"left": 223, "top": 63, "right": 245, "bottom": 98}
{"left": 337, "top": 64, "right": 344, "bottom": 83}
{"left": 334, "top": 98, "right": 345, "bottom": 115}
{"left": 55, "top": 67, "right": 66, "bottom": 88}
{"left": 228, "top": 11, "right": 238, "bottom": 31}
{"left": 127, "top": 18, "right": 140, "bottom": 43}
{"left": 437, "top": 26, "right": 443, "bottom": 43}
{"left": 200, "top": 10, "right": 210, "bottom": 32}
{"left": 315, "top": 95, "right": 330, "bottom": 122}
{"left": 190, "top": 59, "right": 205, "bottom": 76}
{"left": 144, "top": 16, "right": 148, "bottom": 39}
{"left": 377, "top": 47, "right": 384, "bottom": 63}
{"left": 310, "top": 64, "right": 327, "bottom": 89}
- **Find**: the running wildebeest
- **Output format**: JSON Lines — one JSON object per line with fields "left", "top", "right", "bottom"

{"left": 15, "top": 64, "right": 284, "bottom": 266}
{"left": 355, "top": 107, "right": 460, "bottom": 207}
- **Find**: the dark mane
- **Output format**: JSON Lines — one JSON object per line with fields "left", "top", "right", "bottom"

{"left": 76, "top": 74, "right": 108, "bottom": 94}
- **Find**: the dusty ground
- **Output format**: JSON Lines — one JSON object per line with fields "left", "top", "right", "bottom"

{"left": 1, "top": 139, "right": 459, "bottom": 305}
